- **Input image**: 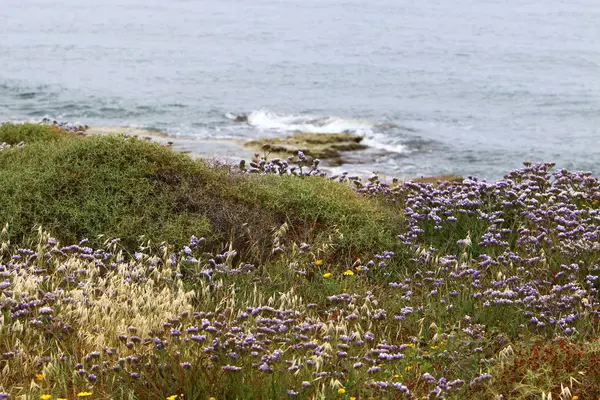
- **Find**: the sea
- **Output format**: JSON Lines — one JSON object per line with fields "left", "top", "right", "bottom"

{"left": 1, "top": 0, "right": 599, "bottom": 180}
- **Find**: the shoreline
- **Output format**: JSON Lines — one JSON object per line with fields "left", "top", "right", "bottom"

{"left": 82, "top": 125, "right": 400, "bottom": 178}
{"left": 84, "top": 125, "right": 256, "bottom": 163}
{"left": 2, "top": 121, "right": 463, "bottom": 182}
{"left": 84, "top": 125, "right": 464, "bottom": 182}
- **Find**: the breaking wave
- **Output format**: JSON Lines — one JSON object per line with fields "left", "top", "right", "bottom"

{"left": 232, "top": 109, "right": 375, "bottom": 134}
{"left": 227, "top": 109, "right": 412, "bottom": 154}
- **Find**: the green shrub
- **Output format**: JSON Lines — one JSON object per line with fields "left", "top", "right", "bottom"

{"left": 0, "top": 135, "right": 400, "bottom": 261}
{"left": 236, "top": 173, "right": 399, "bottom": 258}
{"left": 0, "top": 122, "right": 69, "bottom": 144}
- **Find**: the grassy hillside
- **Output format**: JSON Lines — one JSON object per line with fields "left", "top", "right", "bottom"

{"left": 0, "top": 127, "right": 399, "bottom": 262}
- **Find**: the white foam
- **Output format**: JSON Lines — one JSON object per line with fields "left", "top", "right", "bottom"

{"left": 362, "top": 135, "right": 410, "bottom": 154}
{"left": 228, "top": 109, "right": 414, "bottom": 155}
{"left": 246, "top": 109, "right": 375, "bottom": 135}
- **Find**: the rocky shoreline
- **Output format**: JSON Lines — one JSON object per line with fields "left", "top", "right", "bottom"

{"left": 81, "top": 125, "right": 374, "bottom": 167}
{"left": 82, "top": 125, "right": 464, "bottom": 183}
{"left": 243, "top": 132, "right": 367, "bottom": 166}
{"left": 1, "top": 120, "right": 462, "bottom": 182}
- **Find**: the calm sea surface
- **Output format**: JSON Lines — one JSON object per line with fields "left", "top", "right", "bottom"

{"left": 1, "top": 0, "right": 599, "bottom": 179}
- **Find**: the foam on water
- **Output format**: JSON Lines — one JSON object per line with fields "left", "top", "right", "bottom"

{"left": 233, "top": 109, "right": 411, "bottom": 154}
{"left": 244, "top": 109, "right": 374, "bottom": 134}
{"left": 361, "top": 134, "right": 409, "bottom": 155}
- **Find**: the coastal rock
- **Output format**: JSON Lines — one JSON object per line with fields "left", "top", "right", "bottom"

{"left": 412, "top": 174, "right": 463, "bottom": 184}
{"left": 233, "top": 114, "right": 248, "bottom": 123}
{"left": 244, "top": 132, "right": 367, "bottom": 166}
{"left": 84, "top": 126, "right": 168, "bottom": 138}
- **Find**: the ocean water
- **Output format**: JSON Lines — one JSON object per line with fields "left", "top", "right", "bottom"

{"left": 1, "top": 0, "right": 599, "bottom": 179}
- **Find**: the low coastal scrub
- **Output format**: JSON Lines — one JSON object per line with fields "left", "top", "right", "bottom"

{"left": 0, "top": 125, "right": 398, "bottom": 262}
{"left": 0, "top": 122, "right": 70, "bottom": 144}
{"left": 1, "top": 123, "right": 600, "bottom": 399}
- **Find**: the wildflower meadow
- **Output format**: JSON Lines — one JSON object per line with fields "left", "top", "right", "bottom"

{"left": 1, "top": 122, "right": 600, "bottom": 399}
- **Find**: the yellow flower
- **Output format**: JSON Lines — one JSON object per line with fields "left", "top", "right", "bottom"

{"left": 343, "top": 269, "right": 354, "bottom": 276}
{"left": 314, "top": 259, "right": 324, "bottom": 266}
{"left": 77, "top": 393, "right": 93, "bottom": 398}
{"left": 337, "top": 388, "right": 346, "bottom": 395}
{"left": 394, "top": 374, "right": 403, "bottom": 379}
{"left": 322, "top": 272, "right": 332, "bottom": 278}
{"left": 572, "top": 397, "right": 579, "bottom": 400}
{"left": 430, "top": 345, "right": 439, "bottom": 350}
{"left": 40, "top": 395, "right": 51, "bottom": 400}
{"left": 36, "top": 373, "right": 46, "bottom": 381}
{"left": 350, "top": 397, "right": 356, "bottom": 400}
{"left": 167, "top": 396, "right": 178, "bottom": 400}
{"left": 406, "top": 343, "right": 415, "bottom": 348}
{"left": 58, "top": 398, "right": 68, "bottom": 400}
{"left": 209, "top": 397, "right": 216, "bottom": 400}
{"left": 405, "top": 365, "right": 413, "bottom": 372}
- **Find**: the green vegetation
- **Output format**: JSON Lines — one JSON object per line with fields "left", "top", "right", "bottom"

{"left": 0, "top": 122, "right": 69, "bottom": 144}
{"left": 2, "top": 123, "right": 600, "bottom": 399}
{"left": 0, "top": 129, "right": 399, "bottom": 261}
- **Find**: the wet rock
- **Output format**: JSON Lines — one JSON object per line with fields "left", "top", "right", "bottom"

{"left": 232, "top": 114, "right": 248, "bottom": 123}
{"left": 84, "top": 126, "right": 168, "bottom": 137}
{"left": 244, "top": 132, "right": 367, "bottom": 166}
{"left": 411, "top": 174, "right": 464, "bottom": 184}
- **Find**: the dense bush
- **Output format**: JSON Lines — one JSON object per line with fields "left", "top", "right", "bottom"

{"left": 0, "top": 133, "right": 399, "bottom": 261}
{"left": 0, "top": 122, "right": 69, "bottom": 144}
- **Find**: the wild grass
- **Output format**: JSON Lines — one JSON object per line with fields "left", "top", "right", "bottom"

{"left": 0, "top": 123, "right": 599, "bottom": 399}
